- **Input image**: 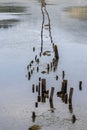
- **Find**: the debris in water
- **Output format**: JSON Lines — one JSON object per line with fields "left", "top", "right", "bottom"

{"left": 28, "top": 125, "right": 41, "bottom": 130}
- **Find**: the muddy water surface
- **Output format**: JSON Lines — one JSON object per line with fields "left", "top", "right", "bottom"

{"left": 0, "top": 0, "right": 87, "bottom": 130}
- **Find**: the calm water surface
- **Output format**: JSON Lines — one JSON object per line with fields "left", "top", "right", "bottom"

{"left": 0, "top": 0, "right": 87, "bottom": 130}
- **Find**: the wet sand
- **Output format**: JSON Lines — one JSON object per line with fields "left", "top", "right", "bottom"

{"left": 0, "top": 0, "right": 87, "bottom": 130}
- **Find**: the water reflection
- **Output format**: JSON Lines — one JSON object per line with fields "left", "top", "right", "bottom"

{"left": 0, "top": 5, "right": 25, "bottom": 13}
{"left": 0, "top": 4, "right": 26, "bottom": 29}
{"left": 65, "top": 6, "right": 87, "bottom": 19}
{"left": 27, "top": 1, "right": 59, "bottom": 127}
{"left": 0, "top": 19, "right": 19, "bottom": 29}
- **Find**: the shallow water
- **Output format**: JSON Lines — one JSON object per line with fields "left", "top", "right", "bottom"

{"left": 0, "top": 0, "right": 87, "bottom": 130}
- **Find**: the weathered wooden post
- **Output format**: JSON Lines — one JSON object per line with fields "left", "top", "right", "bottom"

{"left": 79, "top": 81, "right": 82, "bottom": 90}
{"left": 64, "top": 93, "right": 68, "bottom": 104}
{"left": 54, "top": 44, "right": 59, "bottom": 59}
{"left": 31, "top": 69, "right": 33, "bottom": 75}
{"left": 38, "top": 82, "right": 41, "bottom": 95}
{"left": 47, "top": 64, "right": 50, "bottom": 72}
{"left": 39, "top": 77, "right": 41, "bottom": 81}
{"left": 69, "top": 103, "right": 73, "bottom": 113}
{"left": 32, "top": 84, "right": 35, "bottom": 93}
{"left": 49, "top": 87, "right": 54, "bottom": 102}
{"left": 28, "top": 72, "right": 31, "bottom": 80}
{"left": 39, "top": 52, "right": 42, "bottom": 57}
{"left": 37, "top": 95, "right": 41, "bottom": 102}
{"left": 49, "top": 98, "right": 54, "bottom": 112}
{"left": 42, "top": 79, "right": 46, "bottom": 95}
{"left": 69, "top": 87, "right": 74, "bottom": 104}
{"left": 56, "top": 75, "right": 58, "bottom": 80}
{"left": 36, "top": 85, "right": 38, "bottom": 92}
{"left": 33, "top": 47, "right": 35, "bottom": 52}
{"left": 72, "top": 114, "right": 76, "bottom": 123}
{"left": 41, "top": 79, "right": 46, "bottom": 102}
{"left": 50, "top": 62, "right": 52, "bottom": 70}
{"left": 32, "top": 112, "right": 36, "bottom": 122}
{"left": 61, "top": 80, "right": 67, "bottom": 94}
{"left": 35, "top": 102, "right": 38, "bottom": 108}
{"left": 62, "top": 70, "right": 65, "bottom": 79}
{"left": 37, "top": 66, "right": 39, "bottom": 72}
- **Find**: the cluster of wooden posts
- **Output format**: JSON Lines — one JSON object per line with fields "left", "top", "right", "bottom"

{"left": 31, "top": 78, "right": 55, "bottom": 122}
{"left": 30, "top": 67, "right": 82, "bottom": 123}
{"left": 27, "top": 0, "right": 84, "bottom": 127}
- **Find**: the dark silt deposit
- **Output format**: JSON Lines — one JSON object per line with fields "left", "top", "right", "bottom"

{"left": 0, "top": 0, "right": 87, "bottom": 130}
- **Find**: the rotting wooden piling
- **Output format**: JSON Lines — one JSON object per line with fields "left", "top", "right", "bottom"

{"left": 56, "top": 75, "right": 58, "bottom": 80}
{"left": 39, "top": 77, "right": 41, "bottom": 81}
{"left": 54, "top": 44, "right": 59, "bottom": 59}
{"left": 37, "top": 95, "right": 41, "bottom": 102}
{"left": 33, "top": 47, "right": 35, "bottom": 52}
{"left": 42, "top": 79, "right": 46, "bottom": 95}
{"left": 38, "top": 82, "right": 41, "bottom": 96}
{"left": 32, "top": 111, "right": 36, "bottom": 122}
{"left": 35, "top": 102, "right": 38, "bottom": 108}
{"left": 72, "top": 114, "right": 76, "bottom": 123}
{"left": 62, "top": 70, "right": 65, "bottom": 79}
{"left": 64, "top": 93, "right": 68, "bottom": 104}
{"left": 32, "top": 84, "right": 35, "bottom": 93}
{"left": 61, "top": 80, "right": 67, "bottom": 94}
{"left": 49, "top": 87, "right": 54, "bottom": 102}
{"left": 36, "top": 85, "right": 38, "bottom": 92}
{"left": 49, "top": 98, "right": 54, "bottom": 112}
{"left": 37, "top": 66, "right": 39, "bottom": 72}
{"left": 28, "top": 72, "right": 31, "bottom": 80}
{"left": 69, "top": 87, "right": 74, "bottom": 104}
{"left": 79, "top": 81, "right": 82, "bottom": 90}
{"left": 47, "top": 64, "right": 50, "bottom": 72}
{"left": 69, "top": 103, "right": 73, "bottom": 113}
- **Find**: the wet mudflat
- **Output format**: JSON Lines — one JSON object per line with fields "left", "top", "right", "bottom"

{"left": 0, "top": 0, "right": 87, "bottom": 130}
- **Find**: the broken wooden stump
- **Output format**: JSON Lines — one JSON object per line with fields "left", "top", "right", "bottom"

{"left": 56, "top": 75, "right": 58, "bottom": 80}
{"left": 33, "top": 47, "right": 35, "bottom": 52}
{"left": 37, "top": 66, "right": 39, "bottom": 72}
{"left": 53, "top": 44, "right": 59, "bottom": 59}
{"left": 69, "top": 103, "right": 73, "bottom": 113}
{"left": 72, "top": 114, "right": 76, "bottom": 123}
{"left": 62, "top": 70, "right": 65, "bottom": 79}
{"left": 79, "top": 81, "right": 82, "bottom": 90}
{"left": 69, "top": 87, "right": 74, "bottom": 104}
{"left": 38, "top": 82, "right": 41, "bottom": 96}
{"left": 35, "top": 102, "right": 38, "bottom": 108}
{"left": 49, "top": 87, "right": 54, "bottom": 102}
{"left": 32, "top": 112, "right": 36, "bottom": 122}
{"left": 49, "top": 98, "right": 54, "bottom": 112}
{"left": 61, "top": 80, "right": 67, "bottom": 94}
{"left": 39, "top": 77, "right": 41, "bottom": 81}
{"left": 36, "top": 85, "right": 38, "bottom": 92}
{"left": 37, "top": 95, "right": 41, "bottom": 102}
{"left": 47, "top": 64, "right": 50, "bottom": 72}
{"left": 41, "top": 79, "right": 46, "bottom": 96}
{"left": 32, "top": 84, "right": 35, "bottom": 93}
{"left": 64, "top": 93, "right": 68, "bottom": 104}
{"left": 28, "top": 72, "right": 31, "bottom": 80}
